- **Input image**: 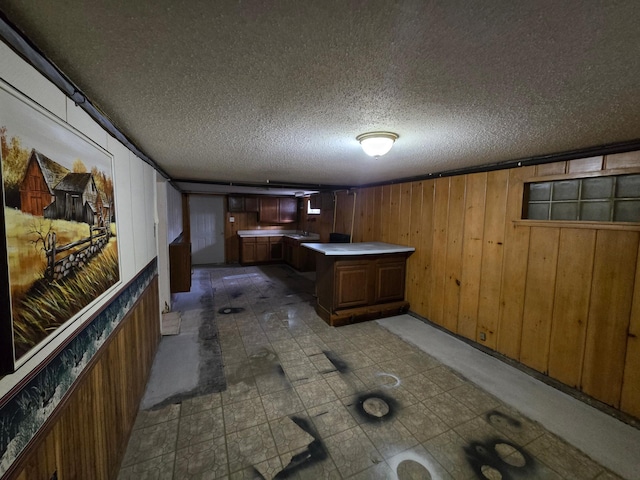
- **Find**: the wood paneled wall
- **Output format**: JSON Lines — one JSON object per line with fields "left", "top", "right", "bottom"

{"left": 8, "top": 278, "right": 160, "bottom": 480}
{"left": 352, "top": 151, "right": 640, "bottom": 419}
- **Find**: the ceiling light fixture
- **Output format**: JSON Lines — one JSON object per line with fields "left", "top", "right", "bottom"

{"left": 356, "top": 131, "right": 399, "bottom": 157}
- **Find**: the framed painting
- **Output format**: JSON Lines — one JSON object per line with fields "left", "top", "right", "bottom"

{"left": 0, "top": 80, "right": 121, "bottom": 373}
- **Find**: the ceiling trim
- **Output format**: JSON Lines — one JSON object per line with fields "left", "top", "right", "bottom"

{"left": 174, "top": 177, "right": 352, "bottom": 192}
{"left": 0, "top": 12, "right": 172, "bottom": 182}
{"left": 359, "top": 138, "right": 640, "bottom": 189}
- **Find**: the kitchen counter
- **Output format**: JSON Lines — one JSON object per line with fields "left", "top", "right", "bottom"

{"left": 302, "top": 241, "right": 415, "bottom": 256}
{"left": 237, "top": 229, "right": 320, "bottom": 241}
{"left": 306, "top": 241, "right": 414, "bottom": 327}
{"left": 237, "top": 230, "right": 320, "bottom": 267}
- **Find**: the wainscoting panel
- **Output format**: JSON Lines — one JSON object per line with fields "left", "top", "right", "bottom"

{"left": 4, "top": 268, "right": 160, "bottom": 480}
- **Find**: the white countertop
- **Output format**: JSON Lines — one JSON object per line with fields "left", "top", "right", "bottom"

{"left": 302, "top": 241, "right": 415, "bottom": 256}
{"left": 237, "top": 229, "right": 320, "bottom": 240}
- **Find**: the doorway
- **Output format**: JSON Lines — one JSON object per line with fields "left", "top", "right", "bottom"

{"left": 189, "top": 195, "right": 225, "bottom": 265}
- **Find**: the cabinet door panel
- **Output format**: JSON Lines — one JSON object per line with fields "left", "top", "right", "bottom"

{"left": 269, "top": 236, "right": 284, "bottom": 260}
{"left": 279, "top": 198, "right": 298, "bottom": 223}
{"left": 245, "top": 196, "right": 259, "bottom": 212}
{"left": 375, "top": 259, "right": 406, "bottom": 303}
{"left": 228, "top": 196, "right": 244, "bottom": 212}
{"left": 335, "top": 262, "right": 370, "bottom": 309}
{"left": 256, "top": 242, "right": 270, "bottom": 262}
{"left": 259, "top": 197, "right": 279, "bottom": 223}
{"left": 241, "top": 238, "right": 257, "bottom": 263}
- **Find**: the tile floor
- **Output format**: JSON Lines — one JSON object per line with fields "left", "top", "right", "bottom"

{"left": 118, "top": 265, "right": 627, "bottom": 479}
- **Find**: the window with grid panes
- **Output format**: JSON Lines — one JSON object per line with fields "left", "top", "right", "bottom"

{"left": 524, "top": 174, "right": 640, "bottom": 222}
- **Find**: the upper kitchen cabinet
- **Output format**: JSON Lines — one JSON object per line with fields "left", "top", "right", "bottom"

{"left": 228, "top": 195, "right": 259, "bottom": 213}
{"left": 259, "top": 197, "right": 298, "bottom": 223}
{"left": 244, "top": 196, "right": 259, "bottom": 212}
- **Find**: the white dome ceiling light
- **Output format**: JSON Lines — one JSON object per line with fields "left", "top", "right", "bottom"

{"left": 356, "top": 131, "right": 399, "bottom": 157}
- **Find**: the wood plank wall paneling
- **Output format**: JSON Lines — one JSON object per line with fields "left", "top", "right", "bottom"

{"left": 9, "top": 278, "right": 160, "bottom": 480}
{"left": 458, "top": 172, "right": 486, "bottom": 340}
{"left": 520, "top": 227, "right": 560, "bottom": 374}
{"left": 476, "top": 170, "right": 509, "bottom": 348}
{"left": 496, "top": 166, "right": 535, "bottom": 359}
{"left": 582, "top": 231, "right": 639, "bottom": 406}
{"left": 352, "top": 152, "right": 640, "bottom": 418}
{"left": 406, "top": 182, "right": 424, "bottom": 309}
{"left": 373, "top": 186, "right": 383, "bottom": 240}
{"left": 442, "top": 176, "right": 465, "bottom": 333}
{"left": 353, "top": 188, "right": 366, "bottom": 243}
{"left": 621, "top": 245, "right": 640, "bottom": 417}
{"left": 334, "top": 191, "right": 355, "bottom": 236}
{"left": 380, "top": 185, "right": 392, "bottom": 242}
{"left": 415, "top": 181, "right": 435, "bottom": 317}
{"left": 568, "top": 156, "right": 603, "bottom": 173}
{"left": 365, "top": 188, "right": 375, "bottom": 241}
{"left": 547, "top": 229, "right": 595, "bottom": 388}
{"left": 605, "top": 150, "right": 640, "bottom": 170}
{"left": 430, "top": 178, "right": 450, "bottom": 326}
{"left": 399, "top": 183, "right": 412, "bottom": 246}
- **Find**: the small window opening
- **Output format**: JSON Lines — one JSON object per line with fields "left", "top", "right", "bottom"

{"left": 523, "top": 173, "right": 640, "bottom": 222}
{"left": 307, "top": 199, "right": 320, "bottom": 215}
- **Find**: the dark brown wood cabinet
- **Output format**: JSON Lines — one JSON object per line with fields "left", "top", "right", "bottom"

{"left": 283, "top": 236, "right": 315, "bottom": 271}
{"left": 269, "top": 236, "right": 284, "bottom": 261}
{"left": 259, "top": 197, "right": 279, "bottom": 223}
{"left": 244, "top": 196, "right": 259, "bottom": 212}
{"left": 279, "top": 197, "right": 297, "bottom": 222}
{"left": 374, "top": 257, "right": 406, "bottom": 303}
{"left": 169, "top": 238, "right": 191, "bottom": 293}
{"left": 228, "top": 195, "right": 244, "bottom": 212}
{"left": 315, "top": 253, "right": 409, "bottom": 326}
{"left": 240, "top": 235, "right": 284, "bottom": 264}
{"left": 334, "top": 261, "right": 370, "bottom": 309}
{"left": 256, "top": 237, "right": 270, "bottom": 262}
{"left": 241, "top": 237, "right": 257, "bottom": 263}
{"left": 228, "top": 195, "right": 259, "bottom": 213}
{"left": 259, "top": 197, "right": 298, "bottom": 223}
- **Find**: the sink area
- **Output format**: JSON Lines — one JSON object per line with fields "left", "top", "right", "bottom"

{"left": 286, "top": 233, "right": 320, "bottom": 240}
{"left": 236, "top": 229, "right": 320, "bottom": 241}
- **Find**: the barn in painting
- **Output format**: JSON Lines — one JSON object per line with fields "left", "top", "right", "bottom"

{"left": 19, "top": 148, "right": 110, "bottom": 225}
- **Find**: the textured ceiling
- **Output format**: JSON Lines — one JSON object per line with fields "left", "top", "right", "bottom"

{"left": 1, "top": 1, "right": 640, "bottom": 190}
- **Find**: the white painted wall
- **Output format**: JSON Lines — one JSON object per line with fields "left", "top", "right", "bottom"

{"left": 166, "top": 182, "right": 183, "bottom": 244}
{"left": 155, "top": 175, "right": 183, "bottom": 313}
{"left": 0, "top": 41, "right": 160, "bottom": 394}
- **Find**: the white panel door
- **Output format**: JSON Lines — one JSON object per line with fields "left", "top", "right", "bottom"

{"left": 189, "top": 195, "right": 225, "bottom": 265}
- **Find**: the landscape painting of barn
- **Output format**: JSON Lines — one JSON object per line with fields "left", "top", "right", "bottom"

{"left": 0, "top": 81, "right": 120, "bottom": 371}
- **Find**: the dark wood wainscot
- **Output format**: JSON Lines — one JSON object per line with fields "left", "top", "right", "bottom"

{"left": 314, "top": 252, "right": 411, "bottom": 326}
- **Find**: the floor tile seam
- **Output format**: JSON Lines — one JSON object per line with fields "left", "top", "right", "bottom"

{"left": 323, "top": 424, "right": 389, "bottom": 479}
{"left": 427, "top": 427, "right": 561, "bottom": 480}
{"left": 525, "top": 431, "right": 606, "bottom": 476}
{"left": 450, "top": 413, "right": 516, "bottom": 443}
{"left": 264, "top": 417, "right": 308, "bottom": 466}
{"left": 131, "top": 414, "right": 181, "bottom": 431}
{"left": 513, "top": 443, "right": 590, "bottom": 480}
{"left": 417, "top": 436, "right": 473, "bottom": 479}
{"left": 217, "top": 393, "right": 232, "bottom": 480}
{"left": 119, "top": 449, "right": 177, "bottom": 472}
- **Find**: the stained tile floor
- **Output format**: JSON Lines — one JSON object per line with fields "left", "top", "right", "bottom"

{"left": 119, "top": 265, "right": 635, "bottom": 479}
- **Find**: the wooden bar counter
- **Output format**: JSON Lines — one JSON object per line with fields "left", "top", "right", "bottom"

{"left": 302, "top": 242, "right": 415, "bottom": 327}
